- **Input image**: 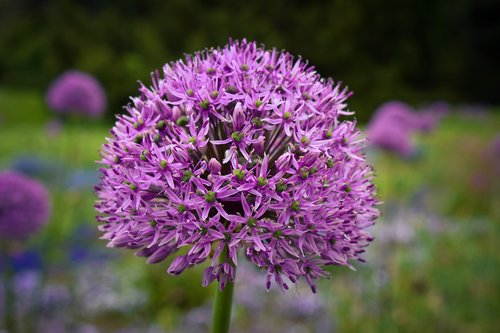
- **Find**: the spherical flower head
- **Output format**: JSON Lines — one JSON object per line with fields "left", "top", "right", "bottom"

{"left": 0, "top": 171, "right": 51, "bottom": 240}
{"left": 46, "top": 70, "right": 107, "bottom": 118}
{"left": 95, "top": 39, "right": 379, "bottom": 292}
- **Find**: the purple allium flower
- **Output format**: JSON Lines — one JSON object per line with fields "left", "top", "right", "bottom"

{"left": 367, "top": 100, "right": 447, "bottom": 157}
{"left": 0, "top": 171, "right": 51, "bottom": 240}
{"left": 95, "top": 39, "right": 379, "bottom": 292}
{"left": 367, "top": 101, "right": 419, "bottom": 156}
{"left": 46, "top": 70, "right": 107, "bottom": 118}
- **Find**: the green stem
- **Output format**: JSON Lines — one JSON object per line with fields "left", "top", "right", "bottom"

{"left": 210, "top": 245, "right": 236, "bottom": 333}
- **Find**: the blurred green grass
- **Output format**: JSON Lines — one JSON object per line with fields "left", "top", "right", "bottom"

{"left": 1, "top": 89, "right": 499, "bottom": 332}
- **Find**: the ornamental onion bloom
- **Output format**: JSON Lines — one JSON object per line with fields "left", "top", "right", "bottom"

{"left": 367, "top": 101, "right": 419, "bottom": 156}
{"left": 46, "top": 70, "right": 107, "bottom": 118}
{"left": 95, "top": 39, "right": 379, "bottom": 292}
{"left": 367, "top": 100, "right": 448, "bottom": 157}
{"left": 0, "top": 171, "right": 51, "bottom": 240}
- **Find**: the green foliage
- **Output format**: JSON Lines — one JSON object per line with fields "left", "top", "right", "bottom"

{"left": 0, "top": 88, "right": 49, "bottom": 125}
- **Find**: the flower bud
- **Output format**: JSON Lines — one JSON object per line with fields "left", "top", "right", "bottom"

{"left": 275, "top": 152, "right": 292, "bottom": 170}
{"left": 232, "top": 102, "right": 245, "bottom": 130}
{"left": 171, "top": 106, "right": 181, "bottom": 121}
{"left": 208, "top": 158, "right": 222, "bottom": 174}
{"left": 253, "top": 140, "right": 265, "bottom": 155}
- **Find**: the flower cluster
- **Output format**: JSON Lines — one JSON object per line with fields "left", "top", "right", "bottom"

{"left": 367, "top": 100, "right": 446, "bottom": 157}
{"left": 46, "top": 70, "right": 107, "bottom": 118}
{"left": 0, "top": 171, "right": 51, "bottom": 240}
{"left": 95, "top": 40, "right": 379, "bottom": 292}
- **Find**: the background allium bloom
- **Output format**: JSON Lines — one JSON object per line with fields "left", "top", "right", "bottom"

{"left": 0, "top": 171, "right": 51, "bottom": 240}
{"left": 367, "top": 101, "right": 418, "bottom": 156}
{"left": 46, "top": 70, "right": 107, "bottom": 118}
{"left": 96, "top": 40, "right": 379, "bottom": 292}
{"left": 367, "top": 100, "right": 444, "bottom": 157}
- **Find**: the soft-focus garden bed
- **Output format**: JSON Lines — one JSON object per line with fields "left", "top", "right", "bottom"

{"left": 1, "top": 89, "right": 499, "bottom": 332}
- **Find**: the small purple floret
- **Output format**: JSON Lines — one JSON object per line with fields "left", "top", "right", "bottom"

{"left": 95, "top": 39, "right": 379, "bottom": 292}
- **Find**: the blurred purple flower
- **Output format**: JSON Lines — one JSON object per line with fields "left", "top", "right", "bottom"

{"left": 367, "top": 100, "right": 446, "bottom": 157}
{"left": 96, "top": 39, "right": 379, "bottom": 292}
{"left": 367, "top": 101, "right": 419, "bottom": 156}
{"left": 10, "top": 250, "right": 43, "bottom": 272}
{"left": 46, "top": 70, "right": 107, "bottom": 118}
{"left": 0, "top": 171, "right": 51, "bottom": 240}
{"left": 417, "top": 101, "right": 449, "bottom": 132}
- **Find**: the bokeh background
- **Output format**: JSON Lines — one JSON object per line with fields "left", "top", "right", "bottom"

{"left": 0, "top": 0, "right": 499, "bottom": 332}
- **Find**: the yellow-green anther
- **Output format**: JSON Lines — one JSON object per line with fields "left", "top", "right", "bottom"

{"left": 155, "top": 120, "right": 166, "bottom": 130}
{"left": 134, "top": 134, "right": 143, "bottom": 143}
{"left": 276, "top": 180, "right": 287, "bottom": 192}
{"left": 233, "top": 169, "right": 246, "bottom": 180}
{"left": 247, "top": 217, "right": 256, "bottom": 227}
{"left": 299, "top": 167, "right": 309, "bottom": 179}
{"left": 257, "top": 176, "right": 268, "bottom": 187}
{"left": 204, "top": 191, "right": 216, "bottom": 203}
{"left": 182, "top": 170, "right": 193, "bottom": 182}
{"left": 291, "top": 200, "right": 300, "bottom": 212}
{"left": 176, "top": 116, "right": 188, "bottom": 126}
{"left": 231, "top": 131, "right": 243, "bottom": 142}
{"left": 251, "top": 117, "right": 262, "bottom": 127}
{"left": 200, "top": 99, "right": 210, "bottom": 110}
{"left": 177, "top": 204, "right": 187, "bottom": 213}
